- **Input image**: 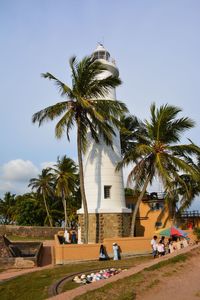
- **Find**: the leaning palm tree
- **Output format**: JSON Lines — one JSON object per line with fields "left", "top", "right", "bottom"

{"left": 52, "top": 156, "right": 78, "bottom": 230}
{"left": 118, "top": 103, "right": 200, "bottom": 236}
{"left": 28, "top": 168, "right": 54, "bottom": 227}
{"left": 32, "top": 56, "right": 128, "bottom": 243}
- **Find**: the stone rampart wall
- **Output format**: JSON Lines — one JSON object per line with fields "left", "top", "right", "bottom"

{"left": 0, "top": 225, "right": 61, "bottom": 238}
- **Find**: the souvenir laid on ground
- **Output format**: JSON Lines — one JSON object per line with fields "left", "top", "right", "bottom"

{"left": 73, "top": 268, "right": 127, "bottom": 284}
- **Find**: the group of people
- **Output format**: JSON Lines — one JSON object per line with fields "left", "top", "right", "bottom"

{"left": 151, "top": 235, "right": 189, "bottom": 258}
{"left": 62, "top": 228, "right": 77, "bottom": 244}
{"left": 99, "top": 242, "right": 121, "bottom": 261}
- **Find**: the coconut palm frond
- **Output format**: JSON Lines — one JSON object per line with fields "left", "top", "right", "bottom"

{"left": 41, "top": 72, "right": 72, "bottom": 97}
{"left": 32, "top": 101, "right": 69, "bottom": 126}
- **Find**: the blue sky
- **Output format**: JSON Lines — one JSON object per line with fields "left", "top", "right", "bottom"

{"left": 1, "top": 0, "right": 200, "bottom": 208}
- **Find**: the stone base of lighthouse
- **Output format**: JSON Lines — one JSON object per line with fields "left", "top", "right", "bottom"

{"left": 78, "top": 213, "right": 131, "bottom": 243}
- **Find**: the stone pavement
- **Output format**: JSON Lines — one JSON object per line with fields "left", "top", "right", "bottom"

{"left": 0, "top": 240, "right": 55, "bottom": 282}
{"left": 47, "top": 244, "right": 199, "bottom": 300}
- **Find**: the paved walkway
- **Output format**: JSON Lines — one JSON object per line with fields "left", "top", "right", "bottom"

{"left": 47, "top": 244, "right": 200, "bottom": 300}
{"left": 0, "top": 240, "right": 55, "bottom": 282}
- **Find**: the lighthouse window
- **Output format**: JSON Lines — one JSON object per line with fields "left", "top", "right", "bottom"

{"left": 93, "top": 52, "right": 98, "bottom": 60}
{"left": 99, "top": 51, "right": 106, "bottom": 59}
{"left": 104, "top": 185, "right": 111, "bottom": 199}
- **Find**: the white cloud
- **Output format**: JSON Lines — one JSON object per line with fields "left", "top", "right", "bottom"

{"left": 0, "top": 181, "right": 14, "bottom": 193}
{"left": 2, "top": 159, "right": 39, "bottom": 182}
{"left": 40, "top": 161, "right": 55, "bottom": 170}
{"left": 0, "top": 159, "right": 55, "bottom": 197}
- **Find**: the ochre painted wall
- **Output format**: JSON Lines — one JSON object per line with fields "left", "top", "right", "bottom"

{"left": 126, "top": 195, "right": 173, "bottom": 238}
{"left": 54, "top": 235, "right": 151, "bottom": 264}
{"left": 136, "top": 200, "right": 173, "bottom": 237}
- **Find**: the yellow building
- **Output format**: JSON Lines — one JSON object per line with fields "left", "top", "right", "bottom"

{"left": 125, "top": 192, "right": 173, "bottom": 238}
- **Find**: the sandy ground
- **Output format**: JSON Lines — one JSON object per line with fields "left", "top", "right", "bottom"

{"left": 140, "top": 249, "right": 200, "bottom": 300}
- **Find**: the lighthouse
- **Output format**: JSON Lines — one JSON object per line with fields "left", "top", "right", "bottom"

{"left": 78, "top": 44, "right": 131, "bottom": 243}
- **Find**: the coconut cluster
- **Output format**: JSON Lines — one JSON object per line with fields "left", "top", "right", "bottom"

{"left": 73, "top": 268, "right": 127, "bottom": 284}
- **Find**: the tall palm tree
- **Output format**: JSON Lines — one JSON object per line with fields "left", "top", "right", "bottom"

{"left": 32, "top": 56, "right": 128, "bottom": 243}
{"left": 28, "top": 168, "right": 54, "bottom": 227}
{"left": 119, "top": 103, "right": 200, "bottom": 236}
{"left": 120, "top": 114, "right": 145, "bottom": 157}
{"left": 52, "top": 156, "right": 78, "bottom": 230}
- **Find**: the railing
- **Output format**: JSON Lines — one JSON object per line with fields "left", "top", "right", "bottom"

{"left": 143, "top": 192, "right": 166, "bottom": 201}
{"left": 179, "top": 210, "right": 200, "bottom": 218}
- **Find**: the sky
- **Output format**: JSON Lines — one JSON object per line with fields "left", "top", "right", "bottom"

{"left": 1, "top": 0, "right": 200, "bottom": 208}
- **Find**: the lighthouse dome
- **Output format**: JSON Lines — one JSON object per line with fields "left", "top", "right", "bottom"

{"left": 92, "top": 44, "right": 119, "bottom": 77}
{"left": 92, "top": 43, "right": 110, "bottom": 61}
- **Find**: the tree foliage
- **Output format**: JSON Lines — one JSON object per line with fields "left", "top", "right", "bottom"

{"left": 32, "top": 55, "right": 127, "bottom": 243}
{"left": 119, "top": 103, "right": 200, "bottom": 235}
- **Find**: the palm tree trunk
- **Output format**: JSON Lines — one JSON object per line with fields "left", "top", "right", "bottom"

{"left": 77, "top": 119, "right": 89, "bottom": 244}
{"left": 130, "top": 175, "right": 151, "bottom": 237}
{"left": 43, "top": 194, "right": 53, "bottom": 227}
{"left": 62, "top": 189, "right": 68, "bottom": 230}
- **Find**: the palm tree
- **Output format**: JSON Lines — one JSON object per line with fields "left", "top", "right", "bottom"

{"left": 168, "top": 173, "right": 200, "bottom": 220}
{"left": 52, "top": 156, "right": 78, "bottom": 230}
{"left": 120, "top": 114, "right": 145, "bottom": 157}
{"left": 32, "top": 56, "right": 128, "bottom": 243}
{"left": 28, "top": 168, "right": 54, "bottom": 227}
{"left": 119, "top": 103, "right": 200, "bottom": 236}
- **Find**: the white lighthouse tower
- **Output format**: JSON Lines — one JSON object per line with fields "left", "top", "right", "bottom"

{"left": 78, "top": 44, "right": 131, "bottom": 243}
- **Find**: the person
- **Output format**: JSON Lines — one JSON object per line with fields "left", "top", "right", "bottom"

{"left": 71, "top": 229, "right": 77, "bottom": 244}
{"left": 160, "top": 236, "right": 166, "bottom": 255}
{"left": 169, "top": 240, "right": 175, "bottom": 253}
{"left": 112, "top": 242, "right": 120, "bottom": 260}
{"left": 167, "top": 238, "right": 172, "bottom": 254}
{"left": 64, "top": 229, "right": 70, "bottom": 243}
{"left": 157, "top": 240, "right": 165, "bottom": 256}
{"left": 99, "top": 244, "right": 108, "bottom": 261}
{"left": 182, "top": 238, "right": 189, "bottom": 248}
{"left": 150, "top": 235, "right": 158, "bottom": 258}
{"left": 171, "top": 236, "right": 178, "bottom": 251}
{"left": 176, "top": 238, "right": 182, "bottom": 250}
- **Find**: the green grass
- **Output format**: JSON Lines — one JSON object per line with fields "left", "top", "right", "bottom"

{"left": 144, "top": 254, "right": 188, "bottom": 271}
{"left": 7, "top": 235, "right": 53, "bottom": 241}
{"left": 145, "top": 278, "right": 160, "bottom": 290}
{"left": 163, "top": 270, "right": 176, "bottom": 277}
{"left": 0, "top": 256, "right": 151, "bottom": 300}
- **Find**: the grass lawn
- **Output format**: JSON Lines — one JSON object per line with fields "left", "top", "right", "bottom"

{"left": 7, "top": 235, "right": 53, "bottom": 241}
{"left": 0, "top": 256, "right": 151, "bottom": 300}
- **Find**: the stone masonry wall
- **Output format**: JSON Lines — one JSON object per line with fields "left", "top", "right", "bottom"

{"left": 0, "top": 225, "right": 61, "bottom": 238}
{"left": 78, "top": 213, "right": 131, "bottom": 243}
